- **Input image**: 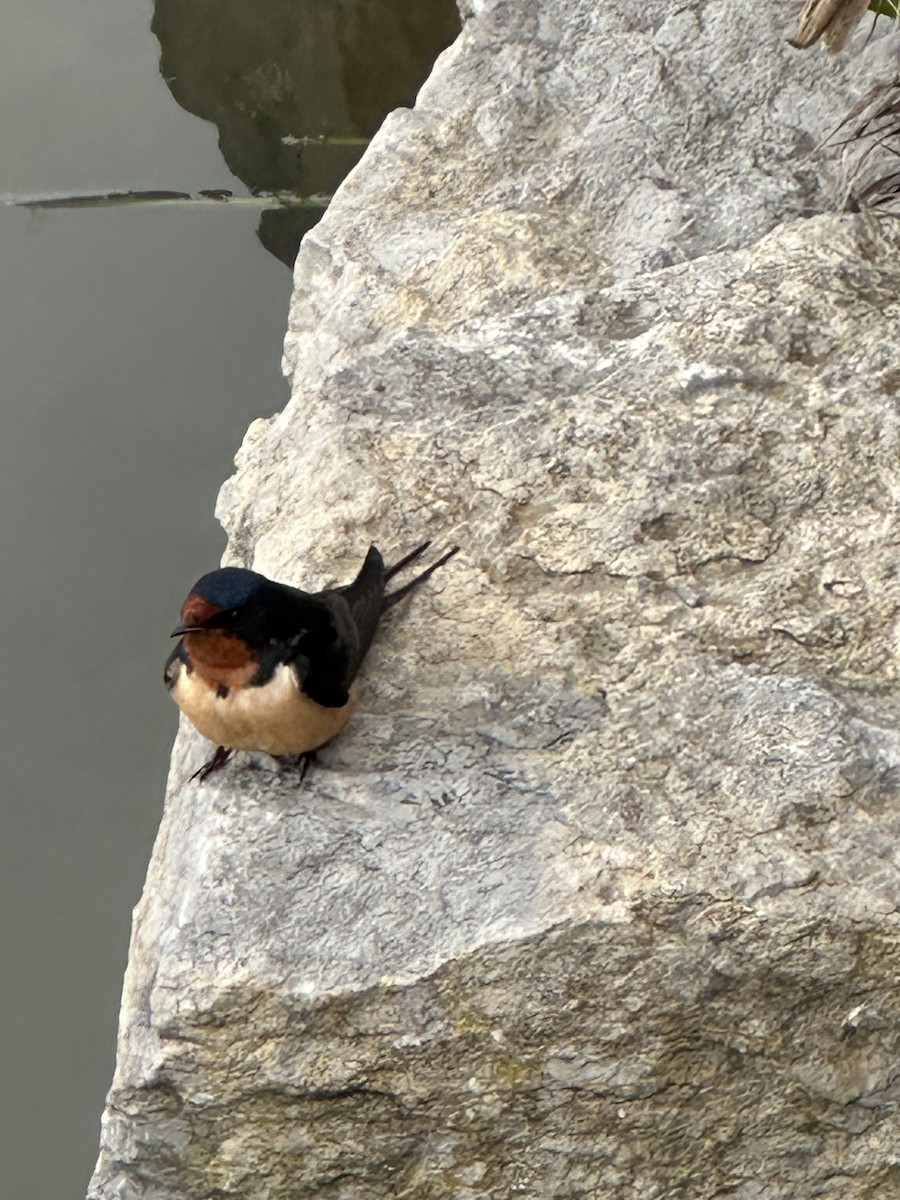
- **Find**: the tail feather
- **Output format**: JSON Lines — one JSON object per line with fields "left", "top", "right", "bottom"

{"left": 385, "top": 540, "right": 431, "bottom": 581}
{"left": 338, "top": 545, "right": 387, "bottom": 666}
{"left": 338, "top": 542, "right": 460, "bottom": 677}
{"left": 384, "top": 545, "right": 460, "bottom": 609}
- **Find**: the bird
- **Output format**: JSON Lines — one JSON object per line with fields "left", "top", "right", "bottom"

{"left": 165, "top": 541, "right": 459, "bottom": 782}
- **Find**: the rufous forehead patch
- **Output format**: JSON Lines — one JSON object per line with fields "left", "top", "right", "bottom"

{"left": 181, "top": 592, "right": 221, "bottom": 626}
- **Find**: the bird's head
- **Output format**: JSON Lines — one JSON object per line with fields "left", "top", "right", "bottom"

{"left": 172, "top": 567, "right": 273, "bottom": 645}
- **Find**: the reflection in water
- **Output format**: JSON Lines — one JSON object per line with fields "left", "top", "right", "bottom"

{"left": 152, "top": 0, "right": 460, "bottom": 265}
{"left": 15, "top": 190, "right": 328, "bottom": 224}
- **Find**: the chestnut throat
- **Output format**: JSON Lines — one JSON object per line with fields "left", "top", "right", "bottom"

{"left": 184, "top": 630, "right": 258, "bottom": 689}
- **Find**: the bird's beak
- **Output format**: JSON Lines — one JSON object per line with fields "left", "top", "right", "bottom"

{"left": 170, "top": 622, "right": 203, "bottom": 638}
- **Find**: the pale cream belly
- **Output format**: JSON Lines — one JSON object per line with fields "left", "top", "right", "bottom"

{"left": 170, "top": 661, "right": 357, "bottom": 755}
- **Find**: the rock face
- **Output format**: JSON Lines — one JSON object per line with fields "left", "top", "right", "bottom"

{"left": 89, "top": 3, "right": 900, "bottom": 1198}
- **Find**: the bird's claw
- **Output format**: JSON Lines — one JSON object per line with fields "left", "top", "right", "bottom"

{"left": 191, "top": 745, "right": 233, "bottom": 783}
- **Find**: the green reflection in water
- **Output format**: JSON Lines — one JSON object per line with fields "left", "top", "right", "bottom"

{"left": 152, "top": 0, "right": 460, "bottom": 264}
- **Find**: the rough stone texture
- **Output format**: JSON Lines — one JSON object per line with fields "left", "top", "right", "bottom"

{"left": 90, "top": 3, "right": 900, "bottom": 1198}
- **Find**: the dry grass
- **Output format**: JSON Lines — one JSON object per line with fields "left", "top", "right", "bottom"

{"left": 835, "top": 76, "right": 900, "bottom": 212}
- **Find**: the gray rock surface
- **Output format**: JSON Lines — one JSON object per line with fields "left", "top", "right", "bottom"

{"left": 90, "top": 2, "right": 900, "bottom": 1197}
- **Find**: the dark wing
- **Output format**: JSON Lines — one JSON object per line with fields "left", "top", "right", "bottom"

{"left": 292, "top": 591, "right": 362, "bottom": 707}
{"left": 241, "top": 590, "right": 351, "bottom": 707}
{"left": 250, "top": 548, "right": 387, "bottom": 708}
{"left": 288, "top": 545, "right": 387, "bottom": 704}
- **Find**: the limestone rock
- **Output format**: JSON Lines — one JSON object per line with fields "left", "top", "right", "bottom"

{"left": 89, "top": 2, "right": 900, "bottom": 1197}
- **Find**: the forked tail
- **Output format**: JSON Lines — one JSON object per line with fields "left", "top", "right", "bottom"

{"left": 385, "top": 540, "right": 432, "bottom": 581}
{"left": 384, "top": 544, "right": 460, "bottom": 608}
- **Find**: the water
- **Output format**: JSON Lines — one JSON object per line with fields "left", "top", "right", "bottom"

{"left": 0, "top": 1, "right": 457, "bottom": 1195}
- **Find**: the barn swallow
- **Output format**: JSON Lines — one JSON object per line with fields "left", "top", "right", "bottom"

{"left": 165, "top": 541, "right": 459, "bottom": 782}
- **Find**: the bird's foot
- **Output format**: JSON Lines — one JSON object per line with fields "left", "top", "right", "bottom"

{"left": 291, "top": 750, "right": 317, "bottom": 782}
{"left": 191, "top": 745, "right": 233, "bottom": 783}
{"left": 299, "top": 750, "right": 317, "bottom": 781}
